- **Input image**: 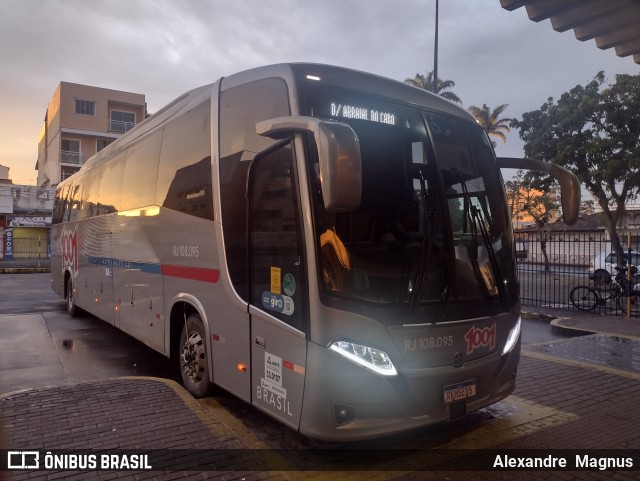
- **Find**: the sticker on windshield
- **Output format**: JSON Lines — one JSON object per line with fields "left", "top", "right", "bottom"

{"left": 262, "top": 291, "right": 294, "bottom": 316}
{"left": 270, "top": 267, "right": 281, "bottom": 294}
{"left": 283, "top": 273, "right": 296, "bottom": 296}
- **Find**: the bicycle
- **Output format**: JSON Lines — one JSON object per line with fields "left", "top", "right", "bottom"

{"left": 570, "top": 266, "right": 640, "bottom": 317}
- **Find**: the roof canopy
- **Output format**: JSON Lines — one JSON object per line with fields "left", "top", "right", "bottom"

{"left": 500, "top": 0, "right": 640, "bottom": 65}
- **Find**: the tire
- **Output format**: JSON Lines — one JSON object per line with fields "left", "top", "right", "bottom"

{"left": 66, "top": 278, "right": 79, "bottom": 318}
{"left": 179, "top": 313, "right": 213, "bottom": 398}
{"left": 617, "top": 291, "right": 640, "bottom": 318}
{"left": 570, "top": 286, "right": 598, "bottom": 311}
{"left": 591, "top": 269, "right": 611, "bottom": 287}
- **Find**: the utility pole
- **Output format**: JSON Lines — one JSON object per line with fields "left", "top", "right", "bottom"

{"left": 433, "top": 0, "right": 439, "bottom": 94}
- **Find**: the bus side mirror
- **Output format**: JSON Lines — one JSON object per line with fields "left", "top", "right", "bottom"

{"left": 257, "top": 116, "right": 362, "bottom": 212}
{"left": 496, "top": 157, "right": 581, "bottom": 225}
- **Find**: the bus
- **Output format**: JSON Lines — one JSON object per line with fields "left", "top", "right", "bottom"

{"left": 51, "top": 63, "right": 580, "bottom": 441}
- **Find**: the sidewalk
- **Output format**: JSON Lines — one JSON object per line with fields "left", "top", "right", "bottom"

{"left": 523, "top": 305, "right": 640, "bottom": 340}
{"left": 2, "top": 307, "right": 639, "bottom": 480}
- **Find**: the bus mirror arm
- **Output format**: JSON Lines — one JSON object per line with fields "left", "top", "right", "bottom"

{"left": 257, "top": 116, "right": 362, "bottom": 212}
{"left": 496, "top": 157, "right": 581, "bottom": 225}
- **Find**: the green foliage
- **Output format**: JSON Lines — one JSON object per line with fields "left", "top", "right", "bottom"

{"left": 505, "top": 170, "right": 559, "bottom": 228}
{"left": 511, "top": 72, "right": 640, "bottom": 256}
{"left": 468, "top": 103, "right": 513, "bottom": 147}
{"left": 404, "top": 70, "right": 462, "bottom": 104}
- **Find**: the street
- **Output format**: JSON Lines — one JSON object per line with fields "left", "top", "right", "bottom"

{"left": 0, "top": 274, "right": 571, "bottom": 395}
{"left": 0, "top": 273, "right": 63, "bottom": 314}
{"left": 1, "top": 273, "right": 639, "bottom": 479}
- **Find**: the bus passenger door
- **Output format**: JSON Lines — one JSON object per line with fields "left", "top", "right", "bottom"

{"left": 248, "top": 142, "right": 307, "bottom": 430}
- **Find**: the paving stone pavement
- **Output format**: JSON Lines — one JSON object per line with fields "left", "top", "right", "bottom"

{"left": 1, "top": 378, "right": 288, "bottom": 480}
{"left": 1, "top": 307, "right": 640, "bottom": 480}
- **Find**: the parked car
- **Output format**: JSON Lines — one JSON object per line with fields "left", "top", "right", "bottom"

{"left": 590, "top": 251, "right": 640, "bottom": 290}
{"left": 590, "top": 250, "right": 639, "bottom": 274}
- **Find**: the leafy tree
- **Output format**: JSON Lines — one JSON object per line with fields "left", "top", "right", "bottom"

{"left": 468, "top": 103, "right": 513, "bottom": 147}
{"left": 404, "top": 71, "right": 462, "bottom": 104}
{"left": 580, "top": 199, "right": 596, "bottom": 217}
{"left": 505, "top": 170, "right": 560, "bottom": 271}
{"left": 512, "top": 72, "right": 640, "bottom": 261}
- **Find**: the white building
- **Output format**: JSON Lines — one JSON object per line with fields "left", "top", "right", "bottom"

{"left": 0, "top": 167, "right": 54, "bottom": 262}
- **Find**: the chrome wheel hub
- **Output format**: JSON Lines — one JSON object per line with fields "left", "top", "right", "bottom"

{"left": 181, "top": 331, "right": 205, "bottom": 382}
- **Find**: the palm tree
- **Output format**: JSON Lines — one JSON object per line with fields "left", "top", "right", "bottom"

{"left": 404, "top": 71, "right": 462, "bottom": 104}
{"left": 467, "top": 103, "right": 513, "bottom": 147}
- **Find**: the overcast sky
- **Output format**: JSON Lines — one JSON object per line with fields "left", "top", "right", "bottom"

{"left": 1, "top": 0, "right": 638, "bottom": 185}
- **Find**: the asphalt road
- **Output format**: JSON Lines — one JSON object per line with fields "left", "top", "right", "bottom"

{"left": 0, "top": 273, "right": 572, "bottom": 395}
{"left": 3, "top": 272, "right": 639, "bottom": 481}
{"left": 5, "top": 271, "right": 639, "bottom": 475}
{"left": 0, "top": 272, "right": 63, "bottom": 314}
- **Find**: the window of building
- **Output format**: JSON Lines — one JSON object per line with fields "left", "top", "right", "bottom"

{"left": 75, "top": 99, "right": 95, "bottom": 116}
{"left": 61, "top": 139, "right": 80, "bottom": 152}
{"left": 61, "top": 166, "right": 80, "bottom": 181}
{"left": 110, "top": 110, "right": 136, "bottom": 133}
{"left": 97, "top": 139, "right": 113, "bottom": 152}
{"left": 61, "top": 139, "right": 81, "bottom": 164}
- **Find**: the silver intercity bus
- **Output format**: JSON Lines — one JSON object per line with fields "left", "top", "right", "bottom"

{"left": 51, "top": 63, "right": 579, "bottom": 440}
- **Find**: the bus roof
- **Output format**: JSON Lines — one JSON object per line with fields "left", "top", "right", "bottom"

{"left": 61, "top": 63, "right": 477, "bottom": 188}
{"left": 221, "top": 63, "right": 476, "bottom": 123}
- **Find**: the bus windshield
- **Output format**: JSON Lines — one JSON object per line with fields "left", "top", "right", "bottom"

{"left": 301, "top": 85, "right": 516, "bottom": 311}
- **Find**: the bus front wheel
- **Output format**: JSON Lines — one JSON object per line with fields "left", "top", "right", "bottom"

{"left": 179, "top": 314, "right": 212, "bottom": 398}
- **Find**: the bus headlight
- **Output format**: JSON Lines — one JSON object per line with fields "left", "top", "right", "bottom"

{"left": 328, "top": 340, "right": 397, "bottom": 376}
{"left": 501, "top": 316, "right": 521, "bottom": 355}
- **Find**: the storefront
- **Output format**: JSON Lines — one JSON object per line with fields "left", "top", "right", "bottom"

{"left": 3, "top": 216, "right": 51, "bottom": 261}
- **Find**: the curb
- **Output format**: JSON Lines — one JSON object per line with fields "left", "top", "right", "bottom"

{"left": 520, "top": 309, "right": 555, "bottom": 323}
{"left": 521, "top": 309, "right": 597, "bottom": 336}
{"left": 549, "top": 318, "right": 596, "bottom": 337}
{"left": 0, "top": 267, "right": 50, "bottom": 274}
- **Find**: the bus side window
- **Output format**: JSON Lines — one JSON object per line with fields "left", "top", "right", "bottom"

{"left": 122, "top": 130, "right": 162, "bottom": 212}
{"left": 98, "top": 151, "right": 126, "bottom": 215}
{"left": 52, "top": 184, "right": 69, "bottom": 225}
{"left": 79, "top": 166, "right": 101, "bottom": 219}
{"left": 67, "top": 180, "right": 82, "bottom": 222}
{"left": 219, "top": 77, "right": 290, "bottom": 302}
{"left": 156, "top": 100, "right": 213, "bottom": 220}
{"left": 249, "top": 142, "right": 305, "bottom": 331}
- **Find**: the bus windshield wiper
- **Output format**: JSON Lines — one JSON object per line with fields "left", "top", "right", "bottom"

{"left": 409, "top": 167, "right": 436, "bottom": 311}
{"left": 457, "top": 173, "right": 504, "bottom": 300}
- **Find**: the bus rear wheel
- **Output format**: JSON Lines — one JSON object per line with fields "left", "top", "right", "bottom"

{"left": 179, "top": 314, "right": 212, "bottom": 398}
{"left": 66, "top": 279, "right": 79, "bottom": 318}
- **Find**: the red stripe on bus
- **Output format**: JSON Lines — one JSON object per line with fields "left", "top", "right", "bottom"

{"left": 162, "top": 265, "right": 220, "bottom": 283}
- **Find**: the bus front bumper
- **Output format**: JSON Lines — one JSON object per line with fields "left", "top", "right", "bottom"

{"left": 299, "top": 338, "right": 520, "bottom": 441}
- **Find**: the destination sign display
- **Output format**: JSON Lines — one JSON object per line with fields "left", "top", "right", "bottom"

{"left": 329, "top": 102, "right": 396, "bottom": 126}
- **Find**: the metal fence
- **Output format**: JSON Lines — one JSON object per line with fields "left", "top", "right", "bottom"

{"left": 0, "top": 236, "right": 51, "bottom": 269}
{"left": 517, "top": 232, "right": 639, "bottom": 316}
{"left": 1, "top": 231, "right": 637, "bottom": 316}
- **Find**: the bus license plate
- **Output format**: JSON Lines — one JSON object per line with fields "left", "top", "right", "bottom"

{"left": 443, "top": 380, "right": 476, "bottom": 404}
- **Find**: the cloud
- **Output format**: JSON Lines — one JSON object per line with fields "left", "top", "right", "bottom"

{"left": 0, "top": 0, "right": 637, "bottom": 184}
